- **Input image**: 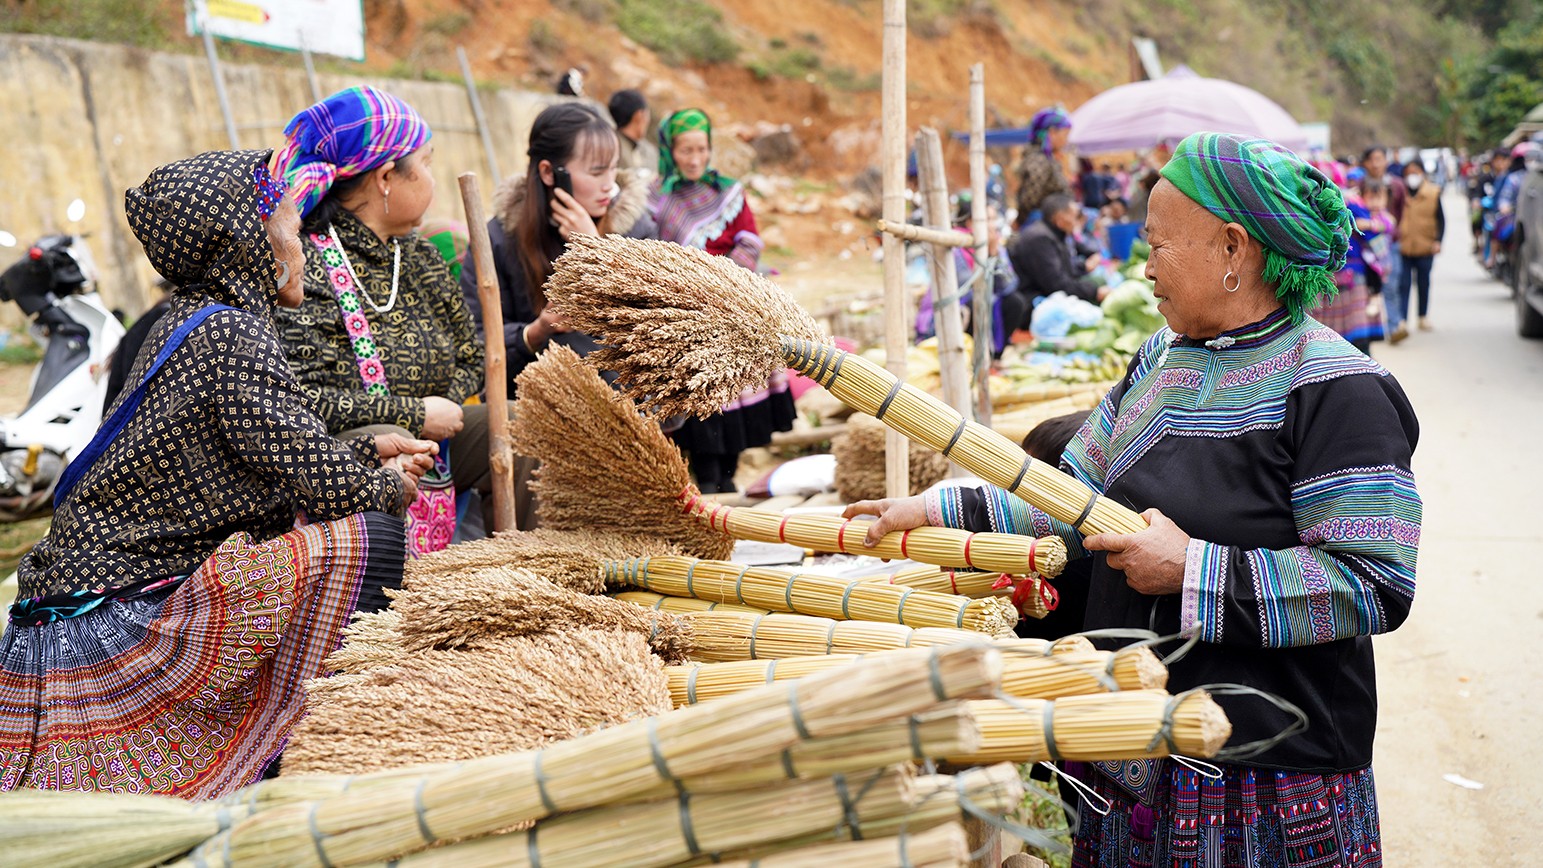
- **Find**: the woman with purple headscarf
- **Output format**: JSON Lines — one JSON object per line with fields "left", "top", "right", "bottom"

{"left": 1013, "top": 106, "right": 1073, "bottom": 227}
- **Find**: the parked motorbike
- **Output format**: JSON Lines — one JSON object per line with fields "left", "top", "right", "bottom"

{"left": 0, "top": 233, "right": 125, "bottom": 521}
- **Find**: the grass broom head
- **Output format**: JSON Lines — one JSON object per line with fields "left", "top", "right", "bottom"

{"left": 406, "top": 527, "right": 686, "bottom": 595}
{"left": 395, "top": 564, "right": 694, "bottom": 662}
{"left": 833, "top": 412, "right": 950, "bottom": 502}
{"left": 511, "top": 344, "right": 734, "bottom": 560}
{"left": 283, "top": 629, "right": 673, "bottom": 777}
{"left": 0, "top": 789, "right": 220, "bottom": 868}
{"left": 545, "top": 234, "right": 825, "bottom": 420}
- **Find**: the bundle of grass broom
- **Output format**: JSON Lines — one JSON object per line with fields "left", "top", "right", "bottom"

{"left": 606, "top": 555, "right": 1020, "bottom": 635}
{"left": 546, "top": 234, "right": 1148, "bottom": 538}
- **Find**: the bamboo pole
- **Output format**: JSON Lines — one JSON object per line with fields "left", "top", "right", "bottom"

{"left": 969, "top": 64, "right": 993, "bottom": 427}
{"left": 458, "top": 174, "right": 516, "bottom": 532}
{"left": 916, "top": 126, "right": 972, "bottom": 430}
{"left": 876, "top": 220, "right": 974, "bottom": 247}
{"left": 881, "top": 0, "right": 910, "bottom": 499}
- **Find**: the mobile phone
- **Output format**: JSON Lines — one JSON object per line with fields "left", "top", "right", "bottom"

{"left": 552, "top": 166, "right": 573, "bottom": 197}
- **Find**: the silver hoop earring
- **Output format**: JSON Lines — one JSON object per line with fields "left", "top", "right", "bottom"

{"left": 1222, "top": 271, "right": 1241, "bottom": 293}
{"left": 274, "top": 260, "right": 291, "bottom": 290}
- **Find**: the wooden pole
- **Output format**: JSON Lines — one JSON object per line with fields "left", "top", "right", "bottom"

{"left": 876, "top": 219, "right": 973, "bottom": 247}
{"left": 458, "top": 173, "right": 516, "bottom": 533}
{"left": 880, "top": 0, "right": 910, "bottom": 500}
{"left": 194, "top": 1, "right": 240, "bottom": 149}
{"left": 915, "top": 127, "right": 971, "bottom": 427}
{"left": 969, "top": 63, "right": 993, "bottom": 426}
{"left": 457, "top": 46, "right": 503, "bottom": 182}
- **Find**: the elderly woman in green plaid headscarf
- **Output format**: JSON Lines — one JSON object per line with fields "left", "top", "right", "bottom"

{"left": 648, "top": 107, "right": 794, "bottom": 495}
{"left": 847, "top": 132, "right": 1419, "bottom": 867}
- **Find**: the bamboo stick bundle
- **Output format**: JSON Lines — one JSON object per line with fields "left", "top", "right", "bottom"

{"left": 864, "top": 566, "right": 1053, "bottom": 621}
{"left": 0, "top": 790, "right": 239, "bottom": 868}
{"left": 510, "top": 345, "right": 736, "bottom": 561}
{"left": 683, "top": 495, "right": 1068, "bottom": 579}
{"left": 666, "top": 646, "right": 1166, "bottom": 707}
{"left": 711, "top": 822, "right": 969, "bottom": 868}
{"left": 713, "top": 763, "right": 1024, "bottom": 863}
{"left": 178, "top": 645, "right": 1004, "bottom": 868}
{"left": 614, "top": 589, "right": 770, "bottom": 616}
{"left": 675, "top": 609, "right": 1092, "bottom": 662}
{"left": 546, "top": 234, "right": 1147, "bottom": 537}
{"left": 833, "top": 412, "right": 949, "bottom": 502}
{"left": 608, "top": 555, "right": 1020, "bottom": 636}
{"left": 393, "top": 565, "right": 693, "bottom": 661}
{"left": 404, "top": 527, "right": 682, "bottom": 595}
{"left": 946, "top": 692, "right": 1232, "bottom": 764}
{"left": 366, "top": 766, "right": 920, "bottom": 868}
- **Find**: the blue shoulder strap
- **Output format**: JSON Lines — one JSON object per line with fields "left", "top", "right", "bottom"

{"left": 54, "top": 304, "right": 235, "bottom": 508}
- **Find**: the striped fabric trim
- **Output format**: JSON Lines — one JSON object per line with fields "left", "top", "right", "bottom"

{"left": 1181, "top": 539, "right": 1230, "bottom": 644}
{"left": 1244, "top": 546, "right": 1389, "bottom": 648}
{"left": 1293, "top": 465, "right": 1420, "bottom": 600}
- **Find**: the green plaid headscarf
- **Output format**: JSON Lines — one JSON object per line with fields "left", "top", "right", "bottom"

{"left": 1159, "top": 132, "right": 1353, "bottom": 322}
{"left": 657, "top": 108, "right": 734, "bottom": 194}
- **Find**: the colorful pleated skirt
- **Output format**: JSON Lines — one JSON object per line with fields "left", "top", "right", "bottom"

{"left": 0, "top": 512, "right": 403, "bottom": 799}
{"left": 1072, "top": 760, "right": 1382, "bottom": 868}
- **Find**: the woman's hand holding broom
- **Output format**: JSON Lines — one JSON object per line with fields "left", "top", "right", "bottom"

{"left": 843, "top": 496, "right": 929, "bottom": 547}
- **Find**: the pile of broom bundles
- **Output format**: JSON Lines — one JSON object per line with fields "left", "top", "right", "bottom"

{"left": 546, "top": 235, "right": 1150, "bottom": 538}
{"left": 834, "top": 412, "right": 949, "bottom": 501}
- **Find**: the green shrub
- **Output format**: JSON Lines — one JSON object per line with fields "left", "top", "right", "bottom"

{"left": 616, "top": 0, "right": 739, "bottom": 64}
{"left": 553, "top": 0, "right": 617, "bottom": 23}
{"left": 4, "top": 0, "right": 168, "bottom": 48}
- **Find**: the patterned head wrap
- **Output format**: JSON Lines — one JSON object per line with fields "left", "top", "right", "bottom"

{"left": 657, "top": 108, "right": 732, "bottom": 194}
{"left": 125, "top": 149, "right": 283, "bottom": 313}
{"left": 1159, "top": 132, "right": 1353, "bottom": 323}
{"left": 274, "top": 85, "right": 432, "bottom": 218}
{"left": 1029, "top": 107, "right": 1071, "bottom": 157}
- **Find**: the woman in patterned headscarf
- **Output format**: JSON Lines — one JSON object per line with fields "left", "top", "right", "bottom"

{"left": 1013, "top": 106, "right": 1073, "bottom": 225}
{"left": 272, "top": 86, "right": 519, "bottom": 538}
{"left": 847, "top": 133, "right": 1420, "bottom": 867}
{"left": 0, "top": 149, "right": 436, "bottom": 798}
{"left": 650, "top": 108, "right": 794, "bottom": 493}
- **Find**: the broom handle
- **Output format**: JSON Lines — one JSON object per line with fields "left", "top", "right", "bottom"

{"left": 459, "top": 173, "right": 517, "bottom": 533}
{"left": 781, "top": 338, "right": 1148, "bottom": 536}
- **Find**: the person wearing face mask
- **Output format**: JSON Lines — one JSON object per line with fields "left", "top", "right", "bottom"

{"left": 651, "top": 108, "right": 795, "bottom": 493}
{"left": 273, "top": 87, "right": 513, "bottom": 536}
{"left": 460, "top": 102, "right": 656, "bottom": 393}
{"left": 1005, "top": 193, "right": 1109, "bottom": 329}
{"left": 0, "top": 150, "right": 434, "bottom": 798}
{"left": 1390, "top": 161, "right": 1445, "bottom": 337}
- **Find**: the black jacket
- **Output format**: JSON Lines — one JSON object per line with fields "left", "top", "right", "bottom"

{"left": 1006, "top": 219, "right": 1102, "bottom": 304}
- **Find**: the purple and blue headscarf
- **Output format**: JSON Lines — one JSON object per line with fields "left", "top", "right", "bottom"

{"left": 1028, "top": 107, "right": 1071, "bottom": 157}
{"left": 274, "top": 85, "right": 432, "bottom": 218}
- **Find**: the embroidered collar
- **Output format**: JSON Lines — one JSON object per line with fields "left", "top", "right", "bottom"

{"left": 1172, "top": 306, "right": 1294, "bottom": 350}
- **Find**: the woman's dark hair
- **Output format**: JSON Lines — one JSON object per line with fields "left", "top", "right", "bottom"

{"left": 1360, "top": 179, "right": 1387, "bottom": 198}
{"left": 1020, "top": 411, "right": 1091, "bottom": 464}
{"left": 300, "top": 150, "right": 424, "bottom": 235}
{"left": 515, "top": 102, "right": 618, "bottom": 313}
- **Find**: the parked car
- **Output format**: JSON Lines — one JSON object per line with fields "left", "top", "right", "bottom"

{"left": 1513, "top": 145, "right": 1543, "bottom": 338}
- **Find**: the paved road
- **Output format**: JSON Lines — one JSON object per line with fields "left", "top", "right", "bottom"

{"left": 1372, "top": 200, "right": 1543, "bottom": 866}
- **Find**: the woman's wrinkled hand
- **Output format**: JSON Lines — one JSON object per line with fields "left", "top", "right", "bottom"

{"left": 381, "top": 455, "right": 426, "bottom": 509}
{"left": 842, "top": 495, "right": 929, "bottom": 547}
{"left": 373, "top": 433, "right": 438, "bottom": 463}
{"left": 421, "top": 397, "right": 465, "bottom": 441}
{"left": 1082, "top": 508, "right": 1190, "bottom": 596}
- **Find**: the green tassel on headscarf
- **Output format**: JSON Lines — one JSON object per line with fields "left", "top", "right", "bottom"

{"left": 1159, "top": 132, "right": 1353, "bottom": 322}
{"left": 657, "top": 108, "right": 734, "bottom": 195}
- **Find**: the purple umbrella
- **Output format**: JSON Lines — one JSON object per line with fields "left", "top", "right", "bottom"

{"left": 1068, "top": 66, "right": 1309, "bottom": 154}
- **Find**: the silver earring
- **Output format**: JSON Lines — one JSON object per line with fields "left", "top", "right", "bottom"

{"left": 383, "top": 188, "right": 390, "bottom": 215}
{"left": 1222, "top": 271, "right": 1241, "bottom": 293}
{"left": 274, "top": 260, "right": 291, "bottom": 290}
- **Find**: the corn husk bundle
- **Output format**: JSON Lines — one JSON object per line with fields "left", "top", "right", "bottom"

{"left": 684, "top": 497, "right": 1068, "bottom": 578}
{"left": 615, "top": 589, "right": 771, "bottom": 616}
{"left": 608, "top": 555, "right": 1019, "bottom": 635}
{"left": 869, "top": 565, "right": 1054, "bottom": 620}
{"left": 673, "top": 609, "right": 1092, "bottom": 662}
{"left": 511, "top": 344, "right": 736, "bottom": 560}
{"left": 946, "top": 692, "right": 1232, "bottom": 764}
{"left": 666, "top": 646, "right": 1166, "bottom": 706}
{"left": 282, "top": 629, "right": 675, "bottom": 777}
{"left": 547, "top": 234, "right": 1146, "bottom": 537}
{"left": 392, "top": 565, "right": 693, "bottom": 661}
{"left": 712, "top": 822, "right": 969, "bottom": 868}
{"left": 833, "top": 412, "right": 949, "bottom": 502}
{"left": 711, "top": 763, "right": 1024, "bottom": 863}
{"left": 178, "top": 645, "right": 1004, "bottom": 868}
{"left": 404, "top": 527, "right": 683, "bottom": 595}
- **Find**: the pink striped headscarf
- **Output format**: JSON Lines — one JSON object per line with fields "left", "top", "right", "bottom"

{"left": 274, "top": 85, "right": 432, "bottom": 218}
